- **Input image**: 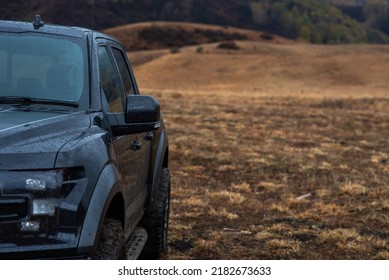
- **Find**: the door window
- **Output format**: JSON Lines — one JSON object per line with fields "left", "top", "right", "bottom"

{"left": 112, "top": 47, "right": 135, "bottom": 96}
{"left": 98, "top": 46, "right": 123, "bottom": 112}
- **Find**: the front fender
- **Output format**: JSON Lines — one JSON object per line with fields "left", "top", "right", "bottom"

{"left": 77, "top": 163, "right": 123, "bottom": 255}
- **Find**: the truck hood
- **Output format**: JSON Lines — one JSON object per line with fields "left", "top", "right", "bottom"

{"left": 0, "top": 108, "right": 91, "bottom": 170}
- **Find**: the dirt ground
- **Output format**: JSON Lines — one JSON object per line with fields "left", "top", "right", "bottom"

{"left": 129, "top": 41, "right": 389, "bottom": 259}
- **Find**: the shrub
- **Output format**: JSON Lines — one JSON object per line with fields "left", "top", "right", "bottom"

{"left": 170, "top": 47, "right": 181, "bottom": 54}
{"left": 217, "top": 41, "right": 240, "bottom": 50}
{"left": 196, "top": 46, "right": 204, "bottom": 53}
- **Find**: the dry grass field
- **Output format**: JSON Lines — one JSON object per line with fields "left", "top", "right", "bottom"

{"left": 128, "top": 38, "right": 389, "bottom": 259}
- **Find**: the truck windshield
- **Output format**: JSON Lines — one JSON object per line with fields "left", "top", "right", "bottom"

{"left": 0, "top": 33, "right": 87, "bottom": 105}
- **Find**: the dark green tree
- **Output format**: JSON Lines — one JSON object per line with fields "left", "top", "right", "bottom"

{"left": 250, "top": 0, "right": 367, "bottom": 43}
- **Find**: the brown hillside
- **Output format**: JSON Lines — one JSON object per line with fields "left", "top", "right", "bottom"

{"left": 129, "top": 41, "right": 389, "bottom": 99}
{"left": 104, "top": 22, "right": 290, "bottom": 51}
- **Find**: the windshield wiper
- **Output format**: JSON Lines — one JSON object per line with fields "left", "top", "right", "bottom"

{"left": 0, "top": 96, "right": 78, "bottom": 108}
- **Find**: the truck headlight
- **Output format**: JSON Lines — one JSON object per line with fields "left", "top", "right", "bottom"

{"left": 20, "top": 221, "right": 40, "bottom": 232}
{"left": 33, "top": 198, "right": 57, "bottom": 216}
{"left": 26, "top": 178, "right": 47, "bottom": 191}
{"left": 1, "top": 168, "right": 83, "bottom": 198}
{"left": 0, "top": 167, "right": 86, "bottom": 236}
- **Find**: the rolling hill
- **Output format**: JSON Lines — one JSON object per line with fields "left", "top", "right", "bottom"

{"left": 129, "top": 39, "right": 389, "bottom": 99}
{"left": 103, "top": 21, "right": 290, "bottom": 51}
{"left": 2, "top": 0, "right": 389, "bottom": 44}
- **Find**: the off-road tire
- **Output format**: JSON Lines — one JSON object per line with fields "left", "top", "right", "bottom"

{"left": 142, "top": 168, "right": 171, "bottom": 259}
{"left": 93, "top": 218, "right": 126, "bottom": 260}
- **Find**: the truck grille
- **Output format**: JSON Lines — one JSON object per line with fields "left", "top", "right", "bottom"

{"left": 0, "top": 197, "right": 28, "bottom": 222}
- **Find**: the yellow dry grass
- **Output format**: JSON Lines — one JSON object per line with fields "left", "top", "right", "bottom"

{"left": 129, "top": 39, "right": 389, "bottom": 259}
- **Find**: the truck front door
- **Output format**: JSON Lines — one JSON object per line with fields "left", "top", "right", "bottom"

{"left": 97, "top": 44, "right": 150, "bottom": 238}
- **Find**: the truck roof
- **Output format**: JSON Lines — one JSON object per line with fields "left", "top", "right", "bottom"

{"left": 0, "top": 17, "right": 117, "bottom": 42}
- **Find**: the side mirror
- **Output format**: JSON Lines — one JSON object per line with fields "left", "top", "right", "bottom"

{"left": 125, "top": 94, "right": 160, "bottom": 123}
{"left": 107, "top": 95, "right": 161, "bottom": 136}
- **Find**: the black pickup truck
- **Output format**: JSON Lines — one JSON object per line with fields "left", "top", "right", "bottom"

{"left": 0, "top": 16, "right": 170, "bottom": 259}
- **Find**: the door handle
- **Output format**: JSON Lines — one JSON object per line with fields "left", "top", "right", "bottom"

{"left": 146, "top": 132, "right": 154, "bottom": 141}
{"left": 130, "top": 139, "right": 142, "bottom": 150}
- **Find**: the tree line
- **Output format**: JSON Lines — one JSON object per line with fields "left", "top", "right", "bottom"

{"left": 247, "top": 0, "right": 389, "bottom": 43}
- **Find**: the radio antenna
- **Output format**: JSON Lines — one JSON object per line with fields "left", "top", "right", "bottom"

{"left": 89, "top": 0, "right": 95, "bottom": 110}
{"left": 91, "top": 0, "right": 95, "bottom": 32}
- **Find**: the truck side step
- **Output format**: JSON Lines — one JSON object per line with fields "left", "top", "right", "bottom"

{"left": 126, "top": 227, "right": 148, "bottom": 260}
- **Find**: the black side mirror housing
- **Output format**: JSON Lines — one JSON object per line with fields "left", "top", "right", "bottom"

{"left": 107, "top": 95, "right": 161, "bottom": 136}
{"left": 125, "top": 94, "right": 160, "bottom": 123}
